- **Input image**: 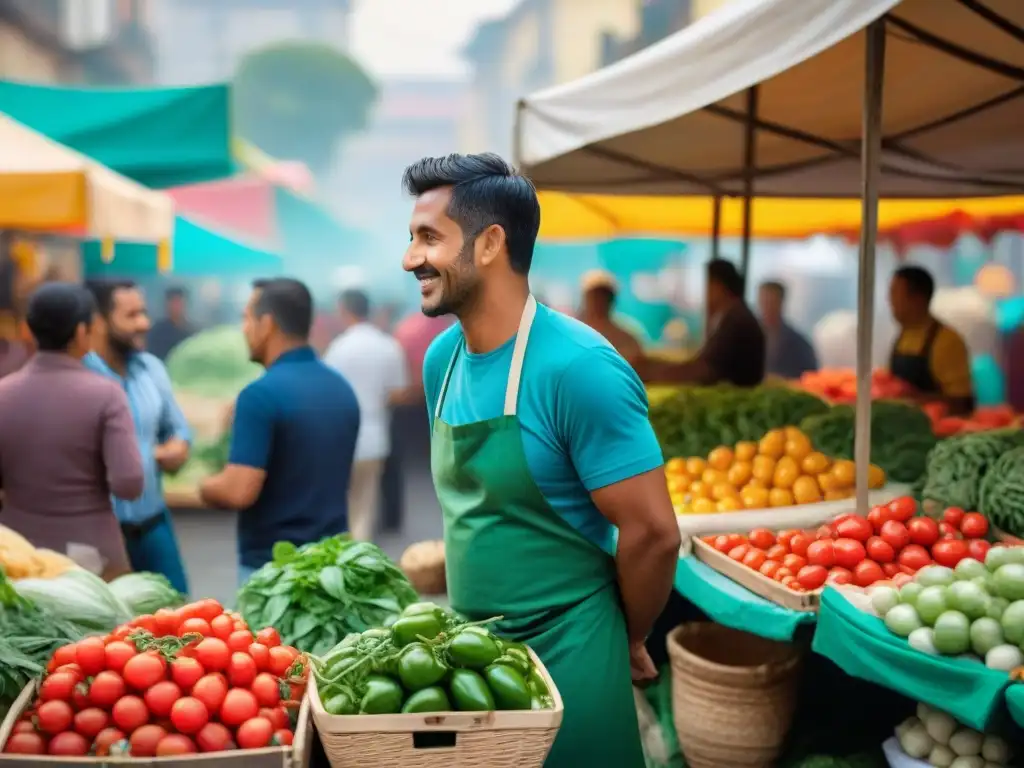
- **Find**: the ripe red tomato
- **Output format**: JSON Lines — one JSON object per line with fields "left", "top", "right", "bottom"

{"left": 867, "top": 505, "right": 890, "bottom": 532}
{"left": 897, "top": 544, "right": 932, "bottom": 571}
{"left": 806, "top": 540, "right": 836, "bottom": 568}
{"left": 93, "top": 727, "right": 126, "bottom": 756}
{"left": 741, "top": 549, "right": 767, "bottom": 571}
{"left": 171, "top": 657, "right": 205, "bottom": 691}
{"left": 854, "top": 560, "right": 885, "bottom": 587}
{"left": 248, "top": 643, "right": 271, "bottom": 671}
{"left": 156, "top": 734, "right": 197, "bottom": 756}
{"left": 251, "top": 673, "right": 282, "bottom": 708}
{"left": 36, "top": 700, "right": 73, "bottom": 734}
{"left": 765, "top": 544, "right": 788, "bottom": 561}
{"left": 760, "top": 560, "right": 783, "bottom": 579}
{"left": 133, "top": 615, "right": 158, "bottom": 634}
{"left": 102, "top": 641, "right": 137, "bottom": 674}
{"left": 747, "top": 528, "right": 775, "bottom": 550}
{"left": 728, "top": 544, "right": 749, "bottom": 562}
{"left": 255, "top": 628, "right": 281, "bottom": 648}
{"left": 967, "top": 539, "right": 991, "bottom": 562}
{"left": 47, "top": 731, "right": 89, "bottom": 756}
{"left": 943, "top": 506, "right": 966, "bottom": 528}
{"left": 882, "top": 562, "right": 902, "bottom": 577}
{"left": 236, "top": 717, "right": 274, "bottom": 749}
{"left": 123, "top": 653, "right": 167, "bottom": 691}
{"left": 781, "top": 554, "right": 806, "bottom": 574}
{"left": 195, "top": 722, "right": 234, "bottom": 752}
{"left": 866, "top": 536, "right": 896, "bottom": 563}
{"left": 227, "top": 630, "right": 255, "bottom": 653}
{"left": 833, "top": 538, "right": 867, "bottom": 570}
{"left": 713, "top": 535, "right": 732, "bottom": 553}
{"left": 260, "top": 706, "right": 289, "bottom": 730}
{"left": 88, "top": 670, "right": 127, "bottom": 708}
{"left": 960, "top": 512, "right": 989, "bottom": 540}
{"left": 835, "top": 515, "right": 873, "bottom": 542}
{"left": 887, "top": 496, "right": 917, "bottom": 522}
{"left": 13, "top": 720, "right": 35, "bottom": 735}
{"left": 796, "top": 565, "right": 828, "bottom": 590}
{"left": 826, "top": 568, "right": 853, "bottom": 586}
{"left": 195, "top": 638, "right": 231, "bottom": 672}
{"left": 5, "top": 732, "right": 46, "bottom": 754}
{"left": 144, "top": 681, "right": 183, "bottom": 719}
{"left": 789, "top": 534, "right": 812, "bottom": 558}
{"left": 179, "top": 618, "right": 213, "bottom": 638}
{"left": 72, "top": 708, "right": 109, "bottom": 739}
{"left": 221, "top": 688, "right": 260, "bottom": 727}
{"left": 196, "top": 599, "right": 225, "bottom": 623}
{"left": 75, "top": 637, "right": 107, "bottom": 677}
{"left": 907, "top": 517, "right": 940, "bottom": 548}
{"left": 128, "top": 724, "right": 167, "bottom": 757}
{"left": 39, "top": 671, "right": 77, "bottom": 702}
{"left": 192, "top": 674, "right": 228, "bottom": 713}
{"left": 112, "top": 696, "right": 149, "bottom": 733}
{"left": 51, "top": 644, "right": 78, "bottom": 670}
{"left": 879, "top": 520, "right": 911, "bottom": 551}
{"left": 227, "top": 652, "right": 259, "bottom": 688}
{"left": 773, "top": 567, "right": 794, "bottom": 582}
{"left": 932, "top": 538, "right": 969, "bottom": 567}
{"left": 274, "top": 729, "right": 294, "bottom": 746}
{"left": 154, "top": 608, "right": 180, "bottom": 637}
{"left": 815, "top": 524, "right": 836, "bottom": 541}
{"left": 170, "top": 697, "right": 209, "bottom": 735}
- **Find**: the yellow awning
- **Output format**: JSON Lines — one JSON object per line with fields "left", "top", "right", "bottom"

{"left": 537, "top": 193, "right": 1024, "bottom": 240}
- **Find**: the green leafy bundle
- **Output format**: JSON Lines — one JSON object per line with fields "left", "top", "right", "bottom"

{"left": 923, "top": 429, "right": 1024, "bottom": 510}
{"left": 979, "top": 445, "right": 1024, "bottom": 537}
{"left": 237, "top": 536, "right": 419, "bottom": 657}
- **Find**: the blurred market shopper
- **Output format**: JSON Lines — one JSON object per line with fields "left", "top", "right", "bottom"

{"left": 147, "top": 286, "right": 196, "bottom": 361}
{"left": 200, "top": 278, "right": 360, "bottom": 584}
{"left": 888, "top": 265, "right": 975, "bottom": 415}
{"left": 758, "top": 280, "right": 818, "bottom": 380}
{"left": 641, "top": 258, "right": 766, "bottom": 387}
{"left": 323, "top": 289, "right": 409, "bottom": 542}
{"left": 404, "top": 153, "right": 679, "bottom": 768}
{"left": 84, "top": 279, "right": 192, "bottom": 594}
{"left": 0, "top": 283, "right": 143, "bottom": 579}
{"left": 577, "top": 269, "right": 644, "bottom": 368}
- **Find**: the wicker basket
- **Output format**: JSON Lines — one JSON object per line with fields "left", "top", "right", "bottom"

{"left": 309, "top": 648, "right": 563, "bottom": 768}
{"left": 400, "top": 540, "right": 447, "bottom": 595}
{"left": 666, "top": 622, "right": 802, "bottom": 768}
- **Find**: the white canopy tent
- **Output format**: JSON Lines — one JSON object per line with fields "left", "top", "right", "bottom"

{"left": 516, "top": 0, "right": 1024, "bottom": 512}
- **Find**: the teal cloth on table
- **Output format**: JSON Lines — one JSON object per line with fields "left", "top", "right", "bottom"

{"left": 82, "top": 216, "right": 283, "bottom": 278}
{"left": 0, "top": 80, "right": 232, "bottom": 188}
{"left": 972, "top": 354, "right": 1006, "bottom": 406}
{"left": 673, "top": 556, "right": 814, "bottom": 641}
{"left": 1005, "top": 684, "right": 1024, "bottom": 728}
{"left": 812, "top": 587, "right": 1010, "bottom": 730}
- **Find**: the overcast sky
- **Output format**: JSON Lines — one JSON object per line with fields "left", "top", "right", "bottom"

{"left": 349, "top": 0, "right": 520, "bottom": 79}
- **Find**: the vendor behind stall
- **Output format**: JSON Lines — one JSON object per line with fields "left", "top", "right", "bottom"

{"left": 641, "top": 258, "right": 765, "bottom": 386}
{"left": 577, "top": 269, "right": 644, "bottom": 367}
{"left": 888, "top": 265, "right": 975, "bottom": 415}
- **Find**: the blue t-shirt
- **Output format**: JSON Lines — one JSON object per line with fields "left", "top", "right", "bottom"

{"left": 230, "top": 347, "right": 360, "bottom": 569}
{"left": 424, "top": 304, "right": 664, "bottom": 553}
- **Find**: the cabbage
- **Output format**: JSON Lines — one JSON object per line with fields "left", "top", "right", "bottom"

{"left": 165, "top": 325, "right": 261, "bottom": 397}
{"left": 108, "top": 573, "right": 185, "bottom": 616}
{"left": 14, "top": 570, "right": 131, "bottom": 632}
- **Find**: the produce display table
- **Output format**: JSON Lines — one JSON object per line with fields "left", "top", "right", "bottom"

{"left": 812, "top": 587, "right": 1011, "bottom": 731}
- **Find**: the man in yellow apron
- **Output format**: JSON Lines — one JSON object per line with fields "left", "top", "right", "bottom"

{"left": 401, "top": 153, "right": 681, "bottom": 767}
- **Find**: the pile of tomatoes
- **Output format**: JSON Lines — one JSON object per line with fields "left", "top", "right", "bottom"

{"left": 700, "top": 497, "right": 995, "bottom": 592}
{"left": 3, "top": 598, "right": 308, "bottom": 757}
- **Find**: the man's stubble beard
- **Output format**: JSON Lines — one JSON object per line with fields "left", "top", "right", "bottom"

{"left": 422, "top": 241, "right": 480, "bottom": 319}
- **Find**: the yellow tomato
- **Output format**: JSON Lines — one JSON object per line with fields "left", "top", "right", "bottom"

{"left": 734, "top": 441, "right": 757, "bottom": 462}
{"left": 701, "top": 468, "right": 727, "bottom": 486}
{"left": 784, "top": 425, "right": 805, "bottom": 440}
{"left": 824, "top": 489, "right": 854, "bottom": 501}
{"left": 685, "top": 457, "right": 707, "bottom": 476}
{"left": 741, "top": 485, "right": 769, "bottom": 509}
{"left": 772, "top": 456, "right": 800, "bottom": 490}
{"left": 792, "top": 475, "right": 823, "bottom": 505}
{"left": 751, "top": 455, "right": 777, "bottom": 483}
{"left": 768, "top": 487, "right": 795, "bottom": 508}
{"left": 689, "top": 481, "right": 711, "bottom": 499}
{"left": 665, "top": 457, "right": 688, "bottom": 475}
{"left": 716, "top": 497, "right": 742, "bottom": 513}
{"left": 692, "top": 497, "right": 717, "bottom": 514}
{"left": 868, "top": 463, "right": 886, "bottom": 489}
{"left": 667, "top": 476, "right": 692, "bottom": 495}
{"left": 830, "top": 459, "right": 856, "bottom": 488}
{"left": 758, "top": 429, "right": 786, "bottom": 459}
{"left": 801, "top": 451, "right": 831, "bottom": 475}
{"left": 745, "top": 477, "right": 767, "bottom": 489}
{"left": 784, "top": 432, "right": 813, "bottom": 462}
{"left": 707, "top": 446, "right": 734, "bottom": 472}
{"left": 726, "top": 461, "right": 753, "bottom": 487}
{"left": 711, "top": 482, "right": 739, "bottom": 501}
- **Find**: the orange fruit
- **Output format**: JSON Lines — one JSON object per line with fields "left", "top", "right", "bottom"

{"left": 772, "top": 456, "right": 800, "bottom": 490}
{"left": 824, "top": 489, "right": 854, "bottom": 501}
{"left": 752, "top": 455, "right": 777, "bottom": 483}
{"left": 784, "top": 426, "right": 804, "bottom": 440}
{"left": 689, "top": 481, "right": 711, "bottom": 499}
{"left": 784, "top": 432, "right": 813, "bottom": 462}
{"left": 734, "top": 441, "right": 757, "bottom": 462}
{"left": 692, "top": 497, "right": 717, "bottom": 514}
{"left": 868, "top": 464, "right": 886, "bottom": 489}
{"left": 702, "top": 468, "right": 727, "bottom": 486}
{"left": 758, "top": 430, "right": 785, "bottom": 459}
{"left": 792, "top": 475, "right": 823, "bottom": 505}
{"left": 665, "top": 457, "right": 688, "bottom": 475}
{"left": 801, "top": 451, "right": 831, "bottom": 475}
{"left": 726, "top": 461, "right": 753, "bottom": 487}
{"left": 707, "top": 446, "right": 734, "bottom": 472}
{"left": 685, "top": 457, "right": 707, "bottom": 476}
{"left": 711, "top": 482, "right": 739, "bottom": 501}
{"left": 741, "top": 485, "right": 769, "bottom": 509}
{"left": 746, "top": 477, "right": 767, "bottom": 489}
{"left": 830, "top": 459, "right": 856, "bottom": 488}
{"left": 768, "top": 488, "right": 795, "bottom": 508}
{"left": 716, "top": 497, "right": 742, "bottom": 512}
{"left": 667, "top": 476, "right": 691, "bottom": 495}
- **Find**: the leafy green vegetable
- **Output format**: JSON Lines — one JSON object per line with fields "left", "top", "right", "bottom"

{"left": 166, "top": 325, "right": 262, "bottom": 397}
{"left": 108, "top": 572, "right": 186, "bottom": 616}
{"left": 979, "top": 445, "right": 1024, "bottom": 537}
{"left": 237, "top": 535, "right": 419, "bottom": 656}
{"left": 13, "top": 569, "right": 132, "bottom": 633}
{"left": 924, "top": 429, "right": 1024, "bottom": 511}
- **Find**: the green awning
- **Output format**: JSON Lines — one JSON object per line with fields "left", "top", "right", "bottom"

{"left": 0, "top": 80, "right": 232, "bottom": 188}
{"left": 83, "top": 216, "right": 282, "bottom": 278}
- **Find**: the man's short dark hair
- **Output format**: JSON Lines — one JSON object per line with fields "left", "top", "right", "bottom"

{"left": 401, "top": 153, "right": 540, "bottom": 275}
{"left": 84, "top": 279, "right": 137, "bottom": 317}
{"left": 339, "top": 289, "right": 370, "bottom": 320}
{"left": 165, "top": 286, "right": 187, "bottom": 302}
{"left": 27, "top": 283, "right": 96, "bottom": 351}
{"left": 894, "top": 265, "right": 935, "bottom": 303}
{"left": 252, "top": 278, "right": 313, "bottom": 339}
{"left": 707, "top": 259, "right": 745, "bottom": 297}
{"left": 760, "top": 281, "right": 786, "bottom": 301}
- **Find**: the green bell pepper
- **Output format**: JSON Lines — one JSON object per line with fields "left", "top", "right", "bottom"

{"left": 401, "top": 601, "right": 446, "bottom": 618}
{"left": 526, "top": 667, "right": 550, "bottom": 698}
{"left": 401, "top": 686, "right": 452, "bottom": 714}
{"left": 323, "top": 689, "right": 358, "bottom": 715}
{"left": 397, "top": 642, "right": 449, "bottom": 691}
{"left": 488, "top": 653, "right": 529, "bottom": 677}
{"left": 391, "top": 612, "right": 445, "bottom": 648}
{"left": 447, "top": 629, "right": 501, "bottom": 669}
{"left": 359, "top": 674, "right": 405, "bottom": 714}
{"left": 483, "top": 664, "right": 531, "bottom": 710}
{"left": 449, "top": 669, "right": 496, "bottom": 712}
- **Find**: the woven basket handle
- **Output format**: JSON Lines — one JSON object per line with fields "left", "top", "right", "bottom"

{"left": 418, "top": 712, "right": 495, "bottom": 729}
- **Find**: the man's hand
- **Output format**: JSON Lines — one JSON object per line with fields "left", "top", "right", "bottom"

{"left": 629, "top": 641, "right": 658, "bottom": 684}
{"left": 155, "top": 438, "right": 189, "bottom": 473}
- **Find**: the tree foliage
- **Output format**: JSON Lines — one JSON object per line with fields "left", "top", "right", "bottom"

{"left": 233, "top": 41, "right": 378, "bottom": 172}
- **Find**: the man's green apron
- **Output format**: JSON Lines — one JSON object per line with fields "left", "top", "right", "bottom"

{"left": 431, "top": 296, "right": 644, "bottom": 767}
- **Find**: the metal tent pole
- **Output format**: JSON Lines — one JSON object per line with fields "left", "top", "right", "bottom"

{"left": 740, "top": 87, "right": 759, "bottom": 279}
{"left": 854, "top": 20, "right": 887, "bottom": 514}
{"left": 710, "top": 196, "right": 723, "bottom": 259}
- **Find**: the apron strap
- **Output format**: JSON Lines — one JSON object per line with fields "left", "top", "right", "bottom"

{"left": 435, "top": 340, "right": 461, "bottom": 421}
{"left": 504, "top": 295, "right": 537, "bottom": 416}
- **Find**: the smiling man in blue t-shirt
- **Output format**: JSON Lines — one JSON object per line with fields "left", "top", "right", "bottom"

{"left": 199, "top": 278, "right": 360, "bottom": 583}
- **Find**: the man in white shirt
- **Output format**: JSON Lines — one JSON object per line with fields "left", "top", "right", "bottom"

{"left": 323, "top": 289, "right": 409, "bottom": 541}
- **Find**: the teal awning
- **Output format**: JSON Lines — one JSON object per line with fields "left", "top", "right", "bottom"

{"left": 83, "top": 216, "right": 282, "bottom": 278}
{"left": 275, "top": 186, "right": 370, "bottom": 266}
{"left": 0, "top": 81, "right": 232, "bottom": 188}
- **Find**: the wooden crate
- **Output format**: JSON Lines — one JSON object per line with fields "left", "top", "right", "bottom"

{"left": 691, "top": 537, "right": 822, "bottom": 612}
{"left": 309, "top": 648, "right": 563, "bottom": 768}
{"left": 0, "top": 682, "right": 312, "bottom": 767}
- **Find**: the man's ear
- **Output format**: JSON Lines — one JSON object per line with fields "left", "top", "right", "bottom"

{"left": 476, "top": 224, "right": 507, "bottom": 268}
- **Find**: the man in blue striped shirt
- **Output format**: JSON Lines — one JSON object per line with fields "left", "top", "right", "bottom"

{"left": 84, "top": 280, "right": 192, "bottom": 594}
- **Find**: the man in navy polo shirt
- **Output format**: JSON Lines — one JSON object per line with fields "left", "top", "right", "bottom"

{"left": 200, "top": 278, "right": 360, "bottom": 583}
